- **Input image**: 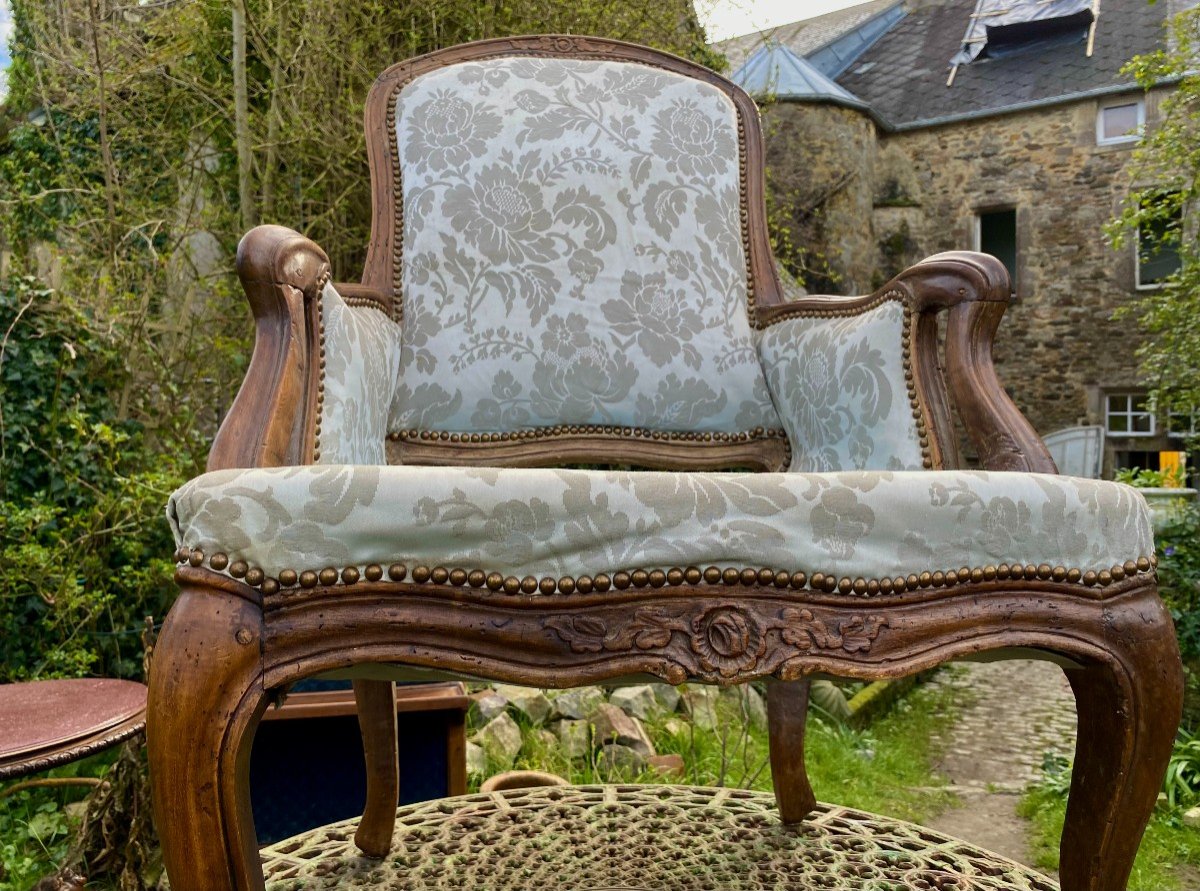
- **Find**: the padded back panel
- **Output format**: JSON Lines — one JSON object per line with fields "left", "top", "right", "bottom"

{"left": 389, "top": 56, "right": 780, "bottom": 440}
{"left": 758, "top": 299, "right": 927, "bottom": 473}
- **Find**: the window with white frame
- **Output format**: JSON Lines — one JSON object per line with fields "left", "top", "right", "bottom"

{"left": 1136, "top": 193, "right": 1183, "bottom": 289}
{"left": 1167, "top": 407, "right": 1199, "bottom": 439}
{"left": 1105, "top": 393, "right": 1155, "bottom": 436}
{"left": 1097, "top": 99, "right": 1143, "bottom": 146}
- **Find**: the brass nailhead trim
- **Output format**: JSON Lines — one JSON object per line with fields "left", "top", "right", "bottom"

{"left": 312, "top": 270, "right": 332, "bottom": 464}
{"left": 388, "top": 425, "right": 788, "bottom": 446}
{"left": 176, "top": 548, "right": 1157, "bottom": 597}
{"left": 344, "top": 297, "right": 390, "bottom": 311}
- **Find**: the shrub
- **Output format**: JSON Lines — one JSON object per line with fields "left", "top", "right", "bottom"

{"left": 0, "top": 277, "right": 187, "bottom": 680}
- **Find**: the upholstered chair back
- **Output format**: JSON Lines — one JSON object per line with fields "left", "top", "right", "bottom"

{"left": 359, "top": 39, "right": 789, "bottom": 470}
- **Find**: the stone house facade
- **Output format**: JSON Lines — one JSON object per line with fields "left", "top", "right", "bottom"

{"left": 724, "top": 0, "right": 1195, "bottom": 473}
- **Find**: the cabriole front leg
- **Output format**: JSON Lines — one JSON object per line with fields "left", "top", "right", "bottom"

{"left": 148, "top": 584, "right": 269, "bottom": 891}
{"left": 1058, "top": 590, "right": 1183, "bottom": 891}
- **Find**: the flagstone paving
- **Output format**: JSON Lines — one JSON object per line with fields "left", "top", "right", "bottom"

{"left": 924, "top": 659, "right": 1078, "bottom": 868}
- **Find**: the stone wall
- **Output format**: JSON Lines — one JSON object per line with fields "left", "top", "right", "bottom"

{"left": 761, "top": 102, "right": 876, "bottom": 295}
{"left": 766, "top": 88, "right": 1174, "bottom": 454}
{"left": 877, "top": 98, "right": 1150, "bottom": 439}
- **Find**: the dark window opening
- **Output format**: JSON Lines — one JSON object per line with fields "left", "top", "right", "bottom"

{"left": 1137, "top": 194, "right": 1183, "bottom": 288}
{"left": 1111, "top": 450, "right": 1161, "bottom": 473}
{"left": 982, "top": 11, "right": 1092, "bottom": 59}
{"left": 978, "top": 208, "right": 1017, "bottom": 292}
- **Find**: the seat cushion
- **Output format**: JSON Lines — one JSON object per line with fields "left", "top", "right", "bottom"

{"left": 168, "top": 466, "right": 1152, "bottom": 595}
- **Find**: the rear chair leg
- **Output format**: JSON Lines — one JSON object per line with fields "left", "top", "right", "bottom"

{"left": 353, "top": 679, "right": 399, "bottom": 857}
{"left": 767, "top": 678, "right": 817, "bottom": 823}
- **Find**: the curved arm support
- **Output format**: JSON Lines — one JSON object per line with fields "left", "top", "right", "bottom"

{"left": 893, "top": 250, "right": 1011, "bottom": 312}
{"left": 902, "top": 251, "right": 1055, "bottom": 472}
{"left": 207, "top": 226, "right": 331, "bottom": 472}
{"left": 945, "top": 299, "right": 1056, "bottom": 472}
{"left": 760, "top": 251, "right": 1054, "bottom": 472}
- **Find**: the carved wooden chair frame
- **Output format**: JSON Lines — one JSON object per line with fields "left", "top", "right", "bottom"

{"left": 147, "top": 36, "right": 1183, "bottom": 891}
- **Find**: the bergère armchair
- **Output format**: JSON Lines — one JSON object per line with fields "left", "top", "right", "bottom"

{"left": 148, "top": 35, "right": 1183, "bottom": 891}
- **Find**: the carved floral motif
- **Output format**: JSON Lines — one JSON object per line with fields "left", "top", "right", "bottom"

{"left": 546, "top": 602, "right": 889, "bottom": 680}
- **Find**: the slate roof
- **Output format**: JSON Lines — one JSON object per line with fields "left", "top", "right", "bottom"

{"left": 731, "top": 43, "right": 868, "bottom": 108}
{"left": 837, "top": 0, "right": 1194, "bottom": 130}
{"left": 717, "top": 0, "right": 901, "bottom": 73}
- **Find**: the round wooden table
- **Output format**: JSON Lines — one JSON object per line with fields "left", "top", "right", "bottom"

{"left": 0, "top": 678, "right": 148, "bottom": 780}
{"left": 260, "top": 784, "right": 1059, "bottom": 890}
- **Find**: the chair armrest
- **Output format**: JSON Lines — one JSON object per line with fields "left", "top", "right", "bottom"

{"left": 208, "top": 225, "right": 331, "bottom": 471}
{"left": 903, "top": 252, "right": 1055, "bottom": 473}
{"left": 759, "top": 251, "right": 1055, "bottom": 473}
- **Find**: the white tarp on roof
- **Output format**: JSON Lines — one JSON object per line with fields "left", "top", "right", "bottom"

{"left": 951, "top": 0, "right": 1096, "bottom": 65}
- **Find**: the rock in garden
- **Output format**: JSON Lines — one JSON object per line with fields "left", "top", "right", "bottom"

{"left": 473, "top": 712, "right": 523, "bottom": 769}
{"left": 600, "top": 743, "right": 645, "bottom": 776}
{"left": 466, "top": 741, "right": 487, "bottom": 776}
{"left": 590, "top": 702, "right": 656, "bottom": 758}
{"left": 681, "top": 685, "right": 720, "bottom": 731}
{"left": 535, "top": 728, "right": 557, "bottom": 750}
{"left": 494, "top": 684, "right": 553, "bottom": 725}
{"left": 557, "top": 719, "right": 592, "bottom": 760}
{"left": 551, "top": 686, "right": 605, "bottom": 720}
{"left": 647, "top": 753, "right": 686, "bottom": 779}
{"left": 648, "top": 683, "right": 682, "bottom": 714}
{"left": 470, "top": 690, "right": 509, "bottom": 726}
{"left": 721, "top": 684, "right": 767, "bottom": 731}
{"left": 1184, "top": 805, "right": 1200, "bottom": 829}
{"left": 663, "top": 717, "right": 689, "bottom": 738}
{"left": 609, "top": 685, "right": 659, "bottom": 720}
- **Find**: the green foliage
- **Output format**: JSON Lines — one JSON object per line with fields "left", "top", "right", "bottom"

{"left": 0, "top": 0, "right": 718, "bottom": 688}
{"left": 482, "top": 679, "right": 959, "bottom": 825}
{"left": 1153, "top": 503, "right": 1200, "bottom": 668}
{"left": 1115, "top": 466, "right": 1186, "bottom": 489}
{"left": 0, "top": 277, "right": 184, "bottom": 680}
{"left": 1163, "top": 727, "right": 1200, "bottom": 809}
{"left": 1106, "top": 7, "right": 1200, "bottom": 413}
{"left": 1020, "top": 745, "right": 1200, "bottom": 889}
{"left": 0, "top": 753, "right": 116, "bottom": 891}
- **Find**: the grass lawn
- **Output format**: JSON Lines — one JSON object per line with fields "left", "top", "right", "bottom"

{"left": 494, "top": 676, "right": 962, "bottom": 825}
{"left": 1019, "top": 780, "right": 1200, "bottom": 891}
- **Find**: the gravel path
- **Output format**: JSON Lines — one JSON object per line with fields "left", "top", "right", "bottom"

{"left": 923, "top": 659, "right": 1077, "bottom": 868}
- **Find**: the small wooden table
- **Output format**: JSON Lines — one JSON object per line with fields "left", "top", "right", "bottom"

{"left": 0, "top": 678, "right": 148, "bottom": 780}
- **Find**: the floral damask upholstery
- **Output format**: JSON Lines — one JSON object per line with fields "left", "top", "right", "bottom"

{"left": 389, "top": 57, "right": 780, "bottom": 437}
{"left": 168, "top": 466, "right": 1152, "bottom": 591}
{"left": 759, "top": 300, "right": 926, "bottom": 473}
{"left": 316, "top": 283, "right": 403, "bottom": 465}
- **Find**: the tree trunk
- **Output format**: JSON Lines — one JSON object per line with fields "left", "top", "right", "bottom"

{"left": 232, "top": 0, "right": 256, "bottom": 231}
